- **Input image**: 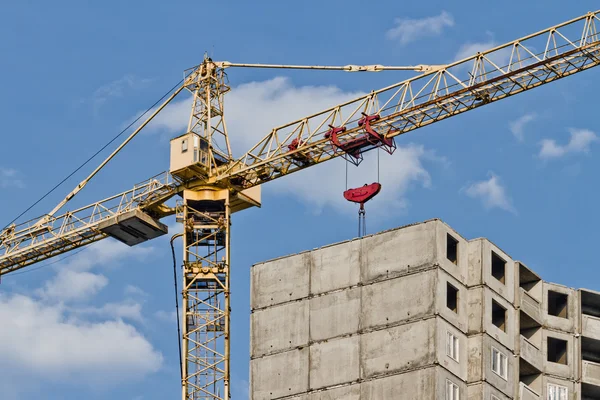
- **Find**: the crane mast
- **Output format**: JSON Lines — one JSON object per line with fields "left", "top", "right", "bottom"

{"left": 1, "top": 10, "right": 600, "bottom": 400}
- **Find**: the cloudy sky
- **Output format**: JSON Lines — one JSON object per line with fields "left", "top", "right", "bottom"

{"left": 1, "top": 1, "right": 600, "bottom": 399}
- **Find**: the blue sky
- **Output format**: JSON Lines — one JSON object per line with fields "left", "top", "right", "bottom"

{"left": 1, "top": 1, "right": 600, "bottom": 399}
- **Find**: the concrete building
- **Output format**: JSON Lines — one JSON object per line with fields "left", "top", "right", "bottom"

{"left": 249, "top": 219, "right": 600, "bottom": 400}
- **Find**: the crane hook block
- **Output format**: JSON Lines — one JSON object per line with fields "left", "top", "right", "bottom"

{"left": 343, "top": 183, "right": 382, "bottom": 206}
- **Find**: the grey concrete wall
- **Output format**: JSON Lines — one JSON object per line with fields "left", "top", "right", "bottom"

{"left": 468, "top": 238, "right": 515, "bottom": 304}
{"left": 543, "top": 375, "right": 576, "bottom": 400}
{"left": 250, "top": 218, "right": 600, "bottom": 399}
{"left": 250, "top": 348, "right": 308, "bottom": 400}
{"left": 542, "top": 282, "right": 577, "bottom": 334}
{"left": 252, "top": 252, "right": 310, "bottom": 309}
{"left": 467, "top": 286, "right": 516, "bottom": 351}
{"left": 467, "top": 381, "right": 511, "bottom": 400}
{"left": 251, "top": 301, "right": 308, "bottom": 357}
{"left": 436, "top": 317, "right": 468, "bottom": 380}
{"left": 543, "top": 328, "right": 576, "bottom": 380}
{"left": 467, "top": 333, "right": 515, "bottom": 397}
{"left": 435, "top": 268, "right": 468, "bottom": 333}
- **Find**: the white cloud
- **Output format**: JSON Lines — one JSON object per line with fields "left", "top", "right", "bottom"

{"left": 71, "top": 300, "right": 145, "bottom": 324}
{"left": 0, "top": 294, "right": 162, "bottom": 384}
{"left": 88, "top": 74, "right": 153, "bottom": 113}
{"left": 143, "top": 77, "right": 443, "bottom": 215}
{"left": 453, "top": 39, "right": 512, "bottom": 70}
{"left": 125, "top": 284, "right": 148, "bottom": 297}
{"left": 386, "top": 11, "right": 454, "bottom": 45}
{"left": 539, "top": 128, "right": 597, "bottom": 160}
{"left": 0, "top": 167, "right": 24, "bottom": 189}
{"left": 155, "top": 309, "right": 177, "bottom": 323}
{"left": 36, "top": 240, "right": 154, "bottom": 303}
{"left": 38, "top": 270, "right": 108, "bottom": 302}
{"left": 269, "top": 144, "right": 443, "bottom": 215}
{"left": 509, "top": 113, "right": 537, "bottom": 141}
{"left": 464, "top": 173, "right": 515, "bottom": 213}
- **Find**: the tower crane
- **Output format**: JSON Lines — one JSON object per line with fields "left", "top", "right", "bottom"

{"left": 1, "top": 10, "right": 600, "bottom": 400}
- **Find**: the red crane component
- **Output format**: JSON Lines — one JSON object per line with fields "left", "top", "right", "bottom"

{"left": 344, "top": 182, "right": 382, "bottom": 238}
{"left": 325, "top": 113, "right": 396, "bottom": 165}
{"left": 287, "top": 138, "right": 312, "bottom": 165}
{"left": 343, "top": 182, "right": 382, "bottom": 205}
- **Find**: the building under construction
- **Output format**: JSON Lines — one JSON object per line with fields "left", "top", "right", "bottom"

{"left": 250, "top": 219, "right": 600, "bottom": 400}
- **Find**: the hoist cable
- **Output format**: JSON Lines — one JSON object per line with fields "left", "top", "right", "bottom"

{"left": 2, "top": 78, "right": 184, "bottom": 231}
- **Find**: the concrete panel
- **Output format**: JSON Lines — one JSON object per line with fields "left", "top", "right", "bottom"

{"left": 468, "top": 286, "right": 516, "bottom": 351}
{"left": 361, "top": 270, "right": 436, "bottom": 330}
{"left": 435, "top": 367, "right": 468, "bottom": 400}
{"left": 542, "top": 282, "right": 577, "bottom": 333}
{"left": 520, "top": 335, "right": 543, "bottom": 372}
{"left": 520, "top": 288, "right": 543, "bottom": 325}
{"left": 582, "top": 360, "right": 600, "bottom": 387}
{"left": 542, "top": 329, "right": 575, "bottom": 380}
{"left": 467, "top": 382, "right": 511, "bottom": 400}
{"left": 361, "top": 318, "right": 436, "bottom": 379}
{"left": 310, "top": 240, "right": 360, "bottom": 296}
{"left": 436, "top": 268, "right": 468, "bottom": 333}
{"left": 251, "top": 348, "right": 309, "bottom": 400}
{"left": 310, "top": 288, "right": 360, "bottom": 342}
{"left": 486, "top": 288, "right": 516, "bottom": 351}
{"left": 251, "top": 301, "right": 309, "bottom": 358}
{"left": 582, "top": 315, "right": 600, "bottom": 341}
{"left": 360, "top": 221, "right": 437, "bottom": 284}
{"left": 467, "top": 334, "right": 515, "bottom": 397}
{"left": 542, "top": 376, "right": 575, "bottom": 400}
{"left": 309, "top": 335, "right": 359, "bottom": 390}
{"left": 436, "top": 317, "right": 468, "bottom": 381}
{"left": 467, "top": 286, "right": 484, "bottom": 335}
{"left": 360, "top": 367, "right": 437, "bottom": 400}
{"left": 468, "top": 239, "right": 515, "bottom": 304}
{"left": 519, "top": 382, "right": 541, "bottom": 400}
{"left": 252, "top": 253, "right": 310, "bottom": 309}
{"left": 435, "top": 220, "right": 469, "bottom": 283}
{"left": 309, "top": 384, "right": 360, "bottom": 400}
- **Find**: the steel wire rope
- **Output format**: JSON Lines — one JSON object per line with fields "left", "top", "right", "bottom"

{"left": 170, "top": 234, "right": 184, "bottom": 381}
{"left": 2, "top": 78, "right": 185, "bottom": 231}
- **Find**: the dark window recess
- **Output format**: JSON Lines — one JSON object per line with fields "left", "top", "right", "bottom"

{"left": 491, "top": 251, "right": 506, "bottom": 284}
{"left": 447, "top": 283, "right": 458, "bottom": 313}
{"left": 547, "top": 337, "right": 568, "bottom": 365}
{"left": 446, "top": 234, "right": 458, "bottom": 264}
{"left": 548, "top": 290, "right": 569, "bottom": 319}
{"left": 492, "top": 300, "right": 507, "bottom": 332}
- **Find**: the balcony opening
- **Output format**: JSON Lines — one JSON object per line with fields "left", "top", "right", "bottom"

{"left": 520, "top": 311, "right": 542, "bottom": 347}
{"left": 582, "top": 383, "right": 600, "bottom": 399}
{"left": 492, "top": 300, "right": 507, "bottom": 332}
{"left": 446, "top": 234, "right": 458, "bottom": 265}
{"left": 547, "top": 290, "right": 568, "bottom": 319}
{"left": 491, "top": 251, "right": 506, "bottom": 284}
{"left": 519, "top": 358, "right": 541, "bottom": 380}
{"left": 518, "top": 262, "right": 542, "bottom": 300}
{"left": 547, "top": 337, "right": 568, "bottom": 365}
{"left": 447, "top": 282, "right": 458, "bottom": 313}
{"left": 581, "top": 290, "right": 600, "bottom": 318}
{"left": 581, "top": 337, "right": 600, "bottom": 364}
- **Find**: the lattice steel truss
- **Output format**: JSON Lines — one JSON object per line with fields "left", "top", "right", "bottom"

{"left": 178, "top": 196, "right": 230, "bottom": 400}
{"left": 184, "top": 58, "right": 233, "bottom": 175}
{"left": 0, "top": 172, "right": 179, "bottom": 274}
{"left": 220, "top": 11, "right": 600, "bottom": 188}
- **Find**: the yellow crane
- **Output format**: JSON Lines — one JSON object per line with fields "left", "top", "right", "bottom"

{"left": 1, "top": 10, "right": 600, "bottom": 400}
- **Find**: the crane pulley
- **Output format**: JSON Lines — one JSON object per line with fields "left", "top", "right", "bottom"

{"left": 1, "top": 9, "right": 600, "bottom": 400}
